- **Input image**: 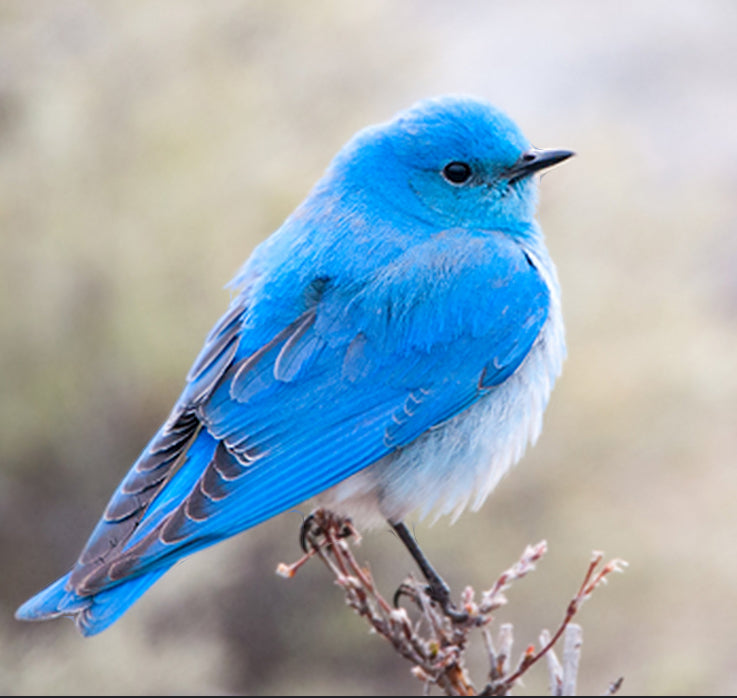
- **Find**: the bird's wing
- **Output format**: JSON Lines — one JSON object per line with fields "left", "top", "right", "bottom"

{"left": 68, "top": 232, "right": 550, "bottom": 594}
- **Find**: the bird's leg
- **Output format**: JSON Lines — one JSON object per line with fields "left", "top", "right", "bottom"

{"left": 391, "top": 521, "right": 469, "bottom": 623}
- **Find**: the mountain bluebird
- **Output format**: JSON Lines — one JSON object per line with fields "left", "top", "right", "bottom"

{"left": 16, "top": 95, "right": 572, "bottom": 635}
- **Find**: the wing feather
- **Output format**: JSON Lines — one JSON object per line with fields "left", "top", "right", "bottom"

{"left": 66, "top": 230, "right": 550, "bottom": 595}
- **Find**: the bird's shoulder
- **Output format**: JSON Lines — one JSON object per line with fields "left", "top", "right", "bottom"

{"left": 335, "top": 227, "right": 551, "bottom": 351}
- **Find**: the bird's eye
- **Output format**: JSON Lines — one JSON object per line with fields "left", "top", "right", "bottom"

{"left": 442, "top": 161, "right": 472, "bottom": 185}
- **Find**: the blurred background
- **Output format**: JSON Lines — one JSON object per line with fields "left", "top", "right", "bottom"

{"left": 2, "top": 1, "right": 736, "bottom": 694}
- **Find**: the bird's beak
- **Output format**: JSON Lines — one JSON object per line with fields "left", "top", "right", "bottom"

{"left": 506, "top": 148, "right": 575, "bottom": 182}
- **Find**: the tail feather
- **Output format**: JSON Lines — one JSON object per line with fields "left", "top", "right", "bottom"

{"left": 15, "top": 567, "right": 170, "bottom": 637}
{"left": 15, "top": 573, "right": 88, "bottom": 621}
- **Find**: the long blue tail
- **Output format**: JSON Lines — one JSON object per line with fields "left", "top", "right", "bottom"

{"left": 15, "top": 566, "right": 170, "bottom": 636}
{"left": 15, "top": 410, "right": 222, "bottom": 636}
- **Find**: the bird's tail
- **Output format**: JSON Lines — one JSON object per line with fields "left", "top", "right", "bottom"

{"left": 15, "top": 566, "right": 170, "bottom": 637}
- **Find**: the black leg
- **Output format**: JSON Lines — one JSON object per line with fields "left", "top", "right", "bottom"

{"left": 391, "top": 521, "right": 468, "bottom": 622}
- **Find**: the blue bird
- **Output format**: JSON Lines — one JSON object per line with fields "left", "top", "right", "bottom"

{"left": 16, "top": 95, "right": 572, "bottom": 635}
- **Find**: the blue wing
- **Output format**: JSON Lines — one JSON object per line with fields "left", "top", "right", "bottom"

{"left": 17, "top": 230, "right": 549, "bottom": 634}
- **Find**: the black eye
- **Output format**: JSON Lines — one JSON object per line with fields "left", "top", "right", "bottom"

{"left": 442, "top": 161, "right": 472, "bottom": 184}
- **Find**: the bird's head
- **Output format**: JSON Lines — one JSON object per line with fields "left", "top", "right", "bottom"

{"left": 329, "top": 95, "right": 573, "bottom": 234}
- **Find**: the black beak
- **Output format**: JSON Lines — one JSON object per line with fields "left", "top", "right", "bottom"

{"left": 506, "top": 148, "right": 574, "bottom": 182}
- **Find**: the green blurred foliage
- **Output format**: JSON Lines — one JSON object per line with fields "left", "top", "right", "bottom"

{"left": 1, "top": 1, "right": 736, "bottom": 694}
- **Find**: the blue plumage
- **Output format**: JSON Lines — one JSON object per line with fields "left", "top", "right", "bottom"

{"left": 16, "top": 95, "right": 571, "bottom": 635}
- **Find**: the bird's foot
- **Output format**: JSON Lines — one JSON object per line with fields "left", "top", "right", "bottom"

{"left": 393, "top": 578, "right": 469, "bottom": 623}
{"left": 425, "top": 578, "right": 470, "bottom": 623}
{"left": 299, "top": 509, "right": 355, "bottom": 553}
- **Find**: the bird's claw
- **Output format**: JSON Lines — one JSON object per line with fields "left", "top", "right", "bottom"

{"left": 299, "top": 509, "right": 354, "bottom": 553}
{"left": 299, "top": 513, "right": 319, "bottom": 553}
{"left": 426, "top": 580, "right": 470, "bottom": 623}
{"left": 393, "top": 582, "right": 422, "bottom": 610}
{"left": 393, "top": 579, "right": 469, "bottom": 623}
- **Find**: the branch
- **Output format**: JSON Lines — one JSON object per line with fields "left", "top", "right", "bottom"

{"left": 277, "top": 509, "right": 626, "bottom": 696}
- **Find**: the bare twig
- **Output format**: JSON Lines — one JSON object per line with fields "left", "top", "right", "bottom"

{"left": 561, "top": 624, "right": 582, "bottom": 696}
{"left": 540, "top": 628, "right": 564, "bottom": 695}
{"left": 277, "top": 509, "right": 626, "bottom": 696}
